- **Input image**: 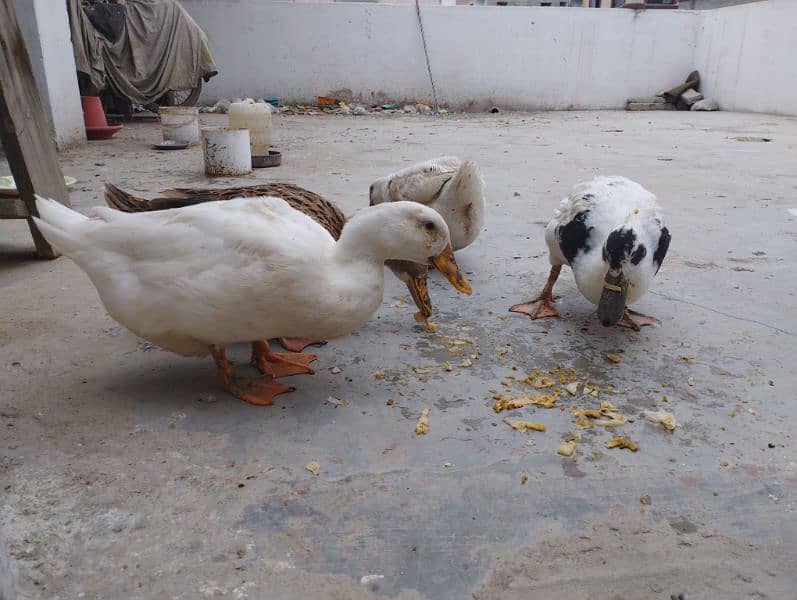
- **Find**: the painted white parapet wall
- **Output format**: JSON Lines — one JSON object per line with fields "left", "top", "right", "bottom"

{"left": 183, "top": 0, "right": 797, "bottom": 116}
{"left": 183, "top": 1, "right": 701, "bottom": 110}
{"left": 695, "top": 0, "right": 797, "bottom": 116}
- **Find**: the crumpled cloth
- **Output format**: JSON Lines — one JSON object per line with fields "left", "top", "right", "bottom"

{"left": 69, "top": 0, "right": 217, "bottom": 105}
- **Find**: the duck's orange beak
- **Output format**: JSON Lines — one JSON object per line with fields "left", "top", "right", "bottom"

{"left": 429, "top": 244, "right": 472, "bottom": 295}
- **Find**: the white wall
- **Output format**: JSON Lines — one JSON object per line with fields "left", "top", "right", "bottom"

{"left": 184, "top": 2, "right": 700, "bottom": 110}
{"left": 695, "top": 0, "right": 797, "bottom": 115}
{"left": 11, "top": 0, "right": 85, "bottom": 149}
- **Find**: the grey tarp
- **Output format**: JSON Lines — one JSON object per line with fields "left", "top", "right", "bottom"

{"left": 68, "top": 0, "right": 216, "bottom": 105}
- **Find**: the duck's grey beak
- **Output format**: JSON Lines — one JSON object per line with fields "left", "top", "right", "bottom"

{"left": 597, "top": 271, "right": 627, "bottom": 327}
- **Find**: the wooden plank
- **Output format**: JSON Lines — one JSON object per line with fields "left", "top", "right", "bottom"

{"left": 0, "top": 0, "right": 71, "bottom": 258}
{"left": 0, "top": 198, "right": 28, "bottom": 219}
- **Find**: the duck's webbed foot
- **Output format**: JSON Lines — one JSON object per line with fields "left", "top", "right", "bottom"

{"left": 210, "top": 345, "right": 294, "bottom": 406}
{"left": 252, "top": 341, "right": 317, "bottom": 378}
{"left": 616, "top": 309, "right": 660, "bottom": 331}
{"left": 276, "top": 337, "right": 328, "bottom": 353}
{"left": 509, "top": 265, "right": 562, "bottom": 320}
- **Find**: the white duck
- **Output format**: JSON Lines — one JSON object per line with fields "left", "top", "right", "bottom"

{"left": 369, "top": 157, "right": 485, "bottom": 323}
{"left": 510, "top": 176, "right": 670, "bottom": 330}
{"left": 32, "top": 195, "right": 458, "bottom": 405}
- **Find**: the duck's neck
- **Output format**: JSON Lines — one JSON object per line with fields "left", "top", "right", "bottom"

{"left": 334, "top": 208, "right": 397, "bottom": 265}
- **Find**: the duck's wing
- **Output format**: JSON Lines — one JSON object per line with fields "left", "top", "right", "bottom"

{"left": 652, "top": 225, "right": 671, "bottom": 274}
{"left": 387, "top": 157, "right": 463, "bottom": 205}
{"left": 106, "top": 183, "right": 347, "bottom": 241}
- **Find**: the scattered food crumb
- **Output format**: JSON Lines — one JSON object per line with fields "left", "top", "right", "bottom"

{"left": 373, "top": 370, "right": 385, "bottom": 379}
{"left": 386, "top": 399, "right": 394, "bottom": 406}
{"left": 390, "top": 299, "right": 408, "bottom": 308}
{"left": 330, "top": 366, "right": 342, "bottom": 374}
{"left": 305, "top": 461, "right": 320, "bottom": 476}
{"left": 415, "top": 408, "right": 430, "bottom": 435}
{"left": 521, "top": 474, "right": 529, "bottom": 485}
{"left": 360, "top": 574, "right": 384, "bottom": 586}
{"left": 720, "top": 460, "right": 730, "bottom": 467}
{"left": 565, "top": 382, "right": 580, "bottom": 396}
{"left": 492, "top": 393, "right": 557, "bottom": 412}
{"left": 687, "top": 377, "right": 695, "bottom": 386}
{"left": 443, "top": 361, "right": 453, "bottom": 372}
{"left": 497, "top": 348, "right": 508, "bottom": 360}
{"left": 604, "top": 352, "right": 623, "bottom": 364}
{"left": 640, "top": 494, "right": 651, "bottom": 505}
{"left": 443, "top": 462, "right": 453, "bottom": 468}
{"left": 644, "top": 409, "right": 678, "bottom": 431}
{"left": 557, "top": 439, "right": 576, "bottom": 458}
{"left": 460, "top": 358, "right": 473, "bottom": 368}
{"left": 326, "top": 396, "right": 350, "bottom": 407}
{"left": 605, "top": 437, "right": 639, "bottom": 452}
{"left": 503, "top": 418, "right": 546, "bottom": 432}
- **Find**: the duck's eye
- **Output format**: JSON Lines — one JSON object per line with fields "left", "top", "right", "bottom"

{"left": 425, "top": 221, "right": 436, "bottom": 231}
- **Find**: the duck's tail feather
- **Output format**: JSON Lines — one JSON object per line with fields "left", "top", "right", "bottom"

{"left": 32, "top": 196, "right": 89, "bottom": 256}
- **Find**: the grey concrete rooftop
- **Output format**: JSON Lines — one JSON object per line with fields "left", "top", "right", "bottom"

{"left": 1, "top": 110, "right": 796, "bottom": 599}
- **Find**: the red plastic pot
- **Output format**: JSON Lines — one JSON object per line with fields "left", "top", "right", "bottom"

{"left": 81, "top": 96, "right": 122, "bottom": 140}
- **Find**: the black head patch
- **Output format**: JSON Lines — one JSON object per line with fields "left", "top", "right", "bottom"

{"left": 602, "top": 227, "right": 640, "bottom": 271}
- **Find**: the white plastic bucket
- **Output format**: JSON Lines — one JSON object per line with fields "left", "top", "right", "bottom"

{"left": 202, "top": 127, "right": 252, "bottom": 176}
{"left": 159, "top": 106, "right": 200, "bottom": 145}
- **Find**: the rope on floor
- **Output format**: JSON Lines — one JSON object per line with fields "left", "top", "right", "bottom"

{"left": 415, "top": 0, "right": 440, "bottom": 113}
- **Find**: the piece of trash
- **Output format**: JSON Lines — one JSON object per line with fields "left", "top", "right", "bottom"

{"left": 640, "top": 494, "right": 651, "bottom": 505}
{"left": 489, "top": 107, "right": 500, "bottom": 114}
{"left": 443, "top": 362, "right": 453, "bottom": 372}
{"left": 386, "top": 399, "right": 394, "bottom": 406}
{"left": 353, "top": 105, "right": 368, "bottom": 116}
{"left": 521, "top": 474, "right": 528, "bottom": 485}
{"left": 416, "top": 103, "right": 432, "bottom": 115}
{"left": 605, "top": 437, "right": 638, "bottom": 452}
{"left": 733, "top": 136, "right": 772, "bottom": 143}
{"left": 360, "top": 574, "right": 384, "bottom": 586}
{"left": 415, "top": 408, "right": 430, "bottom": 435}
{"left": 403, "top": 104, "right": 417, "bottom": 114}
{"left": 381, "top": 103, "right": 397, "bottom": 110}
{"left": 644, "top": 409, "right": 677, "bottom": 431}
{"left": 316, "top": 95, "right": 338, "bottom": 106}
{"left": 687, "top": 377, "right": 695, "bottom": 386}
{"left": 305, "top": 461, "right": 320, "bottom": 475}
{"left": 443, "top": 462, "right": 453, "bottom": 468}
{"left": 720, "top": 460, "right": 730, "bottom": 467}
{"left": 503, "top": 418, "right": 546, "bottom": 432}
{"left": 373, "top": 370, "right": 386, "bottom": 379}
{"left": 604, "top": 352, "right": 623, "bottom": 364}
{"left": 492, "top": 394, "right": 557, "bottom": 412}
{"left": 460, "top": 358, "right": 473, "bottom": 368}
{"left": 691, "top": 98, "right": 719, "bottom": 111}
{"left": 330, "top": 366, "right": 342, "bottom": 374}
{"left": 326, "top": 396, "right": 349, "bottom": 407}
{"left": 565, "top": 382, "right": 580, "bottom": 396}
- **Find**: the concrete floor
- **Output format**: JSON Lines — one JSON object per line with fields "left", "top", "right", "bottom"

{"left": 1, "top": 110, "right": 796, "bottom": 599}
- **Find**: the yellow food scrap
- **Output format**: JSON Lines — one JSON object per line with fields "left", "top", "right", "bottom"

{"left": 373, "top": 370, "right": 386, "bottom": 379}
{"left": 584, "top": 382, "right": 600, "bottom": 396}
{"left": 521, "top": 474, "right": 529, "bottom": 485}
{"left": 598, "top": 400, "right": 627, "bottom": 427}
{"left": 640, "top": 494, "right": 651, "bottom": 505}
{"left": 604, "top": 352, "right": 623, "bottom": 364}
{"left": 530, "top": 376, "right": 556, "bottom": 389}
{"left": 565, "top": 382, "right": 580, "bottom": 396}
{"left": 411, "top": 365, "right": 432, "bottom": 375}
{"left": 460, "top": 358, "right": 473, "bottom": 368}
{"left": 605, "top": 437, "right": 639, "bottom": 452}
{"left": 571, "top": 407, "right": 602, "bottom": 429}
{"left": 443, "top": 362, "right": 453, "bottom": 372}
{"left": 557, "top": 440, "right": 576, "bottom": 457}
{"left": 492, "top": 393, "right": 557, "bottom": 412}
{"left": 305, "top": 461, "right": 321, "bottom": 476}
{"left": 503, "top": 418, "right": 546, "bottom": 432}
{"left": 414, "top": 408, "right": 430, "bottom": 435}
{"left": 497, "top": 347, "right": 508, "bottom": 360}
{"left": 390, "top": 299, "right": 408, "bottom": 308}
{"left": 644, "top": 409, "right": 677, "bottom": 431}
